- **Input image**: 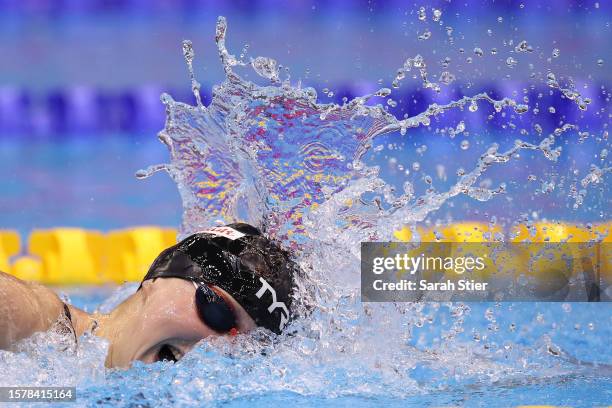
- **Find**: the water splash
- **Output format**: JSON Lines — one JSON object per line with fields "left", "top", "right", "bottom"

{"left": 133, "top": 15, "right": 610, "bottom": 309}
{"left": 132, "top": 18, "right": 610, "bottom": 395}
{"left": 182, "top": 40, "right": 204, "bottom": 108}
{"left": 545, "top": 72, "right": 591, "bottom": 111}
{"left": 4, "top": 12, "right": 608, "bottom": 405}
{"left": 139, "top": 17, "right": 556, "bottom": 251}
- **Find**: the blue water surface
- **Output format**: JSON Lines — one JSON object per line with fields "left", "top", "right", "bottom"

{"left": 58, "top": 285, "right": 612, "bottom": 408}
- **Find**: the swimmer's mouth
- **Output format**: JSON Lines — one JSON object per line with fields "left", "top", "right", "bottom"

{"left": 156, "top": 344, "right": 184, "bottom": 363}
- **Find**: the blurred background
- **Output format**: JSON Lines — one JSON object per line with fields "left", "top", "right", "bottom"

{"left": 0, "top": 0, "right": 610, "bottom": 238}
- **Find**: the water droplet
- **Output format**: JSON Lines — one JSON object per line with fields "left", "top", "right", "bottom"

{"left": 514, "top": 104, "right": 528, "bottom": 114}
{"left": 418, "top": 6, "right": 426, "bottom": 21}
{"left": 418, "top": 30, "right": 432, "bottom": 41}
{"left": 552, "top": 48, "right": 560, "bottom": 58}
{"left": 548, "top": 106, "right": 556, "bottom": 113}
{"left": 597, "top": 58, "right": 604, "bottom": 66}
{"left": 497, "top": 16, "right": 503, "bottom": 23}
{"left": 439, "top": 71, "right": 455, "bottom": 85}
{"left": 491, "top": 48, "right": 498, "bottom": 55}
{"left": 375, "top": 88, "right": 391, "bottom": 97}
{"left": 473, "top": 47, "right": 484, "bottom": 57}
{"left": 515, "top": 40, "right": 531, "bottom": 53}
{"left": 469, "top": 101, "right": 478, "bottom": 112}
{"left": 251, "top": 56, "right": 280, "bottom": 82}
{"left": 412, "top": 162, "right": 421, "bottom": 171}
{"left": 506, "top": 57, "right": 517, "bottom": 68}
{"left": 432, "top": 9, "right": 442, "bottom": 22}
{"left": 600, "top": 148, "right": 608, "bottom": 159}
{"left": 460, "top": 140, "right": 470, "bottom": 150}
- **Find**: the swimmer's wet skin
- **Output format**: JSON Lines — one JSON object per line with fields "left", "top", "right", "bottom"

{"left": 0, "top": 223, "right": 298, "bottom": 368}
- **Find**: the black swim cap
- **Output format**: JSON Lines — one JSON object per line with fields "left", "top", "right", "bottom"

{"left": 140, "top": 223, "right": 298, "bottom": 334}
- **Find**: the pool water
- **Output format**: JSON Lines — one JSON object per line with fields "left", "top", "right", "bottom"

{"left": 0, "top": 136, "right": 182, "bottom": 239}
{"left": 0, "top": 285, "right": 605, "bottom": 407}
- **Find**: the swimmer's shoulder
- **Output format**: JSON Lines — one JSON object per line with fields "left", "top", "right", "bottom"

{"left": 0, "top": 270, "right": 64, "bottom": 313}
{"left": 10, "top": 274, "right": 93, "bottom": 338}
{"left": 0, "top": 271, "right": 66, "bottom": 348}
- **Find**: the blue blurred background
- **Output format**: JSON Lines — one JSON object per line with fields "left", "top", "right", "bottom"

{"left": 0, "top": 0, "right": 609, "bottom": 236}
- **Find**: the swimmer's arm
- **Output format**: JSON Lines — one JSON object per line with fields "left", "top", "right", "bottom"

{"left": 0, "top": 271, "right": 64, "bottom": 350}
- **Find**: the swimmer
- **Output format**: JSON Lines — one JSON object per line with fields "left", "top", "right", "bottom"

{"left": 0, "top": 223, "right": 299, "bottom": 368}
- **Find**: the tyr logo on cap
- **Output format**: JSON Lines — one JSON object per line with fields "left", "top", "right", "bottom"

{"left": 255, "top": 277, "right": 290, "bottom": 331}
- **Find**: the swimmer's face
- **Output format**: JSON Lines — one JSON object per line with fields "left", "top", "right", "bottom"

{"left": 105, "top": 278, "right": 256, "bottom": 368}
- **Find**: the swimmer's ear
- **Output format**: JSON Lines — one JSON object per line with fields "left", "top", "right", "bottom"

{"left": 195, "top": 285, "right": 237, "bottom": 333}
